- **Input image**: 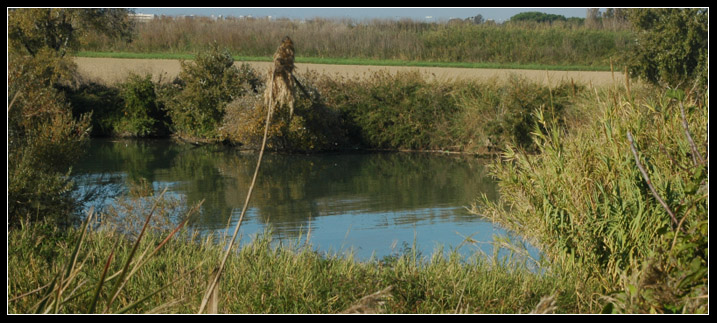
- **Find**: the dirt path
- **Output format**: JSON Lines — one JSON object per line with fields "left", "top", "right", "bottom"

{"left": 74, "top": 57, "right": 622, "bottom": 87}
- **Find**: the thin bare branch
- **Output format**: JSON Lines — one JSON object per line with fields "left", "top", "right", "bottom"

{"left": 626, "top": 131, "right": 679, "bottom": 227}
{"left": 679, "top": 101, "right": 705, "bottom": 166}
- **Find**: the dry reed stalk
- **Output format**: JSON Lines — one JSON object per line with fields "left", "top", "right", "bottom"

{"left": 626, "top": 131, "right": 679, "bottom": 228}
{"left": 206, "top": 268, "right": 220, "bottom": 314}
{"left": 624, "top": 66, "right": 631, "bottom": 99}
{"left": 340, "top": 286, "right": 393, "bottom": 314}
{"left": 529, "top": 293, "right": 558, "bottom": 314}
{"left": 264, "top": 36, "right": 297, "bottom": 119}
{"left": 199, "top": 36, "right": 299, "bottom": 314}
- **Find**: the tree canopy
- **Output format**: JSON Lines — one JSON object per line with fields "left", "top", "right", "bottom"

{"left": 509, "top": 12, "right": 567, "bottom": 23}
{"left": 8, "top": 8, "right": 135, "bottom": 57}
{"left": 625, "top": 8, "right": 708, "bottom": 89}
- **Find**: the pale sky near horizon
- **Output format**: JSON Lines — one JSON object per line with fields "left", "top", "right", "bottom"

{"left": 132, "top": 7, "right": 591, "bottom": 22}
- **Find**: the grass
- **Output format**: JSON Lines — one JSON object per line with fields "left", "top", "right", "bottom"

{"left": 80, "top": 16, "right": 633, "bottom": 69}
{"left": 470, "top": 80, "right": 709, "bottom": 313}
{"left": 74, "top": 50, "right": 611, "bottom": 71}
{"left": 8, "top": 210, "right": 595, "bottom": 314}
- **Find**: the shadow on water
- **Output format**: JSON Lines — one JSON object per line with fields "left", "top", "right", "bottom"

{"left": 72, "top": 138, "right": 538, "bottom": 262}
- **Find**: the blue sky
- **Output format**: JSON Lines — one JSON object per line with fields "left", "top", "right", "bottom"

{"left": 132, "top": 7, "right": 591, "bottom": 22}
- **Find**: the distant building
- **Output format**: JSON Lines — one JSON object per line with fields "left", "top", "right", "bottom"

{"left": 129, "top": 13, "right": 155, "bottom": 22}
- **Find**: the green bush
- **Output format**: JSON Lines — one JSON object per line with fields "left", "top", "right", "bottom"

{"left": 116, "top": 73, "right": 169, "bottom": 137}
{"left": 624, "top": 9, "right": 708, "bottom": 90}
{"left": 64, "top": 82, "right": 123, "bottom": 137}
{"left": 317, "top": 70, "right": 458, "bottom": 150}
{"left": 160, "top": 44, "right": 258, "bottom": 140}
{"left": 314, "top": 71, "right": 580, "bottom": 153}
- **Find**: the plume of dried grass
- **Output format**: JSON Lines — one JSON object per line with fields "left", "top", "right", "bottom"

{"left": 264, "top": 36, "right": 297, "bottom": 119}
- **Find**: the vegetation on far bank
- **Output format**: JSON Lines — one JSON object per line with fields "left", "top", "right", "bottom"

{"left": 7, "top": 8, "right": 708, "bottom": 314}
{"left": 79, "top": 12, "right": 634, "bottom": 70}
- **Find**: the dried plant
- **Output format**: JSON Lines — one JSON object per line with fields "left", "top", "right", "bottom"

{"left": 199, "top": 36, "right": 301, "bottom": 314}
{"left": 264, "top": 36, "right": 297, "bottom": 119}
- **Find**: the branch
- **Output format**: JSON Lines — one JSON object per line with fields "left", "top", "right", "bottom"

{"left": 679, "top": 101, "right": 705, "bottom": 166}
{"left": 626, "top": 131, "right": 679, "bottom": 227}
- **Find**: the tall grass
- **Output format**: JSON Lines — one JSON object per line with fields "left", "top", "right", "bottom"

{"left": 9, "top": 214, "right": 595, "bottom": 313}
{"left": 81, "top": 16, "right": 633, "bottom": 68}
{"left": 471, "top": 81, "right": 708, "bottom": 313}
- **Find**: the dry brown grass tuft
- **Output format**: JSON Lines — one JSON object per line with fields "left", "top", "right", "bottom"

{"left": 264, "top": 36, "right": 297, "bottom": 119}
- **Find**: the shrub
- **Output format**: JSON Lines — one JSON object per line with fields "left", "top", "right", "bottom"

{"left": 116, "top": 73, "right": 169, "bottom": 137}
{"left": 224, "top": 72, "right": 347, "bottom": 152}
{"left": 64, "top": 82, "right": 123, "bottom": 137}
{"left": 624, "top": 8, "right": 708, "bottom": 90}
{"left": 160, "top": 44, "right": 258, "bottom": 140}
{"left": 317, "top": 70, "right": 458, "bottom": 151}
{"left": 8, "top": 50, "right": 91, "bottom": 226}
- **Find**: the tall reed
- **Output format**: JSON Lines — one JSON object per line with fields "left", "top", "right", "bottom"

{"left": 81, "top": 16, "right": 633, "bottom": 68}
{"left": 471, "top": 82, "right": 708, "bottom": 313}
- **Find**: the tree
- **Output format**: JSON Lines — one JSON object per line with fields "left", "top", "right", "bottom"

{"left": 468, "top": 14, "right": 484, "bottom": 24}
{"left": 6, "top": 8, "right": 132, "bottom": 225}
{"left": 625, "top": 8, "right": 708, "bottom": 89}
{"left": 8, "top": 8, "right": 134, "bottom": 57}
{"left": 509, "top": 12, "right": 567, "bottom": 23}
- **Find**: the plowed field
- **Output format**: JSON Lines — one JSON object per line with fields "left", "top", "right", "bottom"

{"left": 74, "top": 57, "right": 621, "bottom": 87}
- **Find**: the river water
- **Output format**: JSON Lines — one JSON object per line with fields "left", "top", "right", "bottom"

{"left": 71, "top": 138, "right": 536, "bottom": 262}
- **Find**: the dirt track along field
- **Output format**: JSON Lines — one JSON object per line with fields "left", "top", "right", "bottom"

{"left": 74, "top": 57, "right": 621, "bottom": 87}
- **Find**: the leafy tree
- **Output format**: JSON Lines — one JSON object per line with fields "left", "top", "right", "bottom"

{"left": 8, "top": 50, "right": 91, "bottom": 226}
{"left": 8, "top": 8, "right": 134, "bottom": 57}
{"left": 509, "top": 12, "right": 567, "bottom": 23}
{"left": 6, "top": 8, "right": 131, "bottom": 225}
{"left": 625, "top": 8, "right": 708, "bottom": 89}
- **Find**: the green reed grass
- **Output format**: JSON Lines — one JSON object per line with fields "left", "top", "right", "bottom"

{"left": 79, "top": 16, "right": 631, "bottom": 69}
{"left": 9, "top": 217, "right": 593, "bottom": 313}
{"left": 471, "top": 82, "right": 708, "bottom": 313}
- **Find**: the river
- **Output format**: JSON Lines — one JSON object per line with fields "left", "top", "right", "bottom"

{"left": 71, "top": 138, "right": 537, "bottom": 262}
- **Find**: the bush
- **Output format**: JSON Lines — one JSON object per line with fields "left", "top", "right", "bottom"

{"left": 314, "top": 71, "right": 580, "bottom": 153}
{"left": 116, "top": 73, "right": 169, "bottom": 137}
{"left": 224, "top": 71, "right": 348, "bottom": 152}
{"left": 624, "top": 9, "right": 708, "bottom": 90}
{"left": 8, "top": 50, "right": 91, "bottom": 226}
{"left": 64, "top": 82, "right": 123, "bottom": 137}
{"left": 317, "top": 70, "right": 458, "bottom": 150}
{"left": 160, "top": 44, "right": 259, "bottom": 140}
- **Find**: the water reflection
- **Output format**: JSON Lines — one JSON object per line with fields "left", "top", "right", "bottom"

{"left": 73, "top": 139, "right": 531, "bottom": 260}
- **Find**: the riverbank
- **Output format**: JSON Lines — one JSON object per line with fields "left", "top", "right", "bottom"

{"left": 69, "top": 51, "right": 596, "bottom": 155}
